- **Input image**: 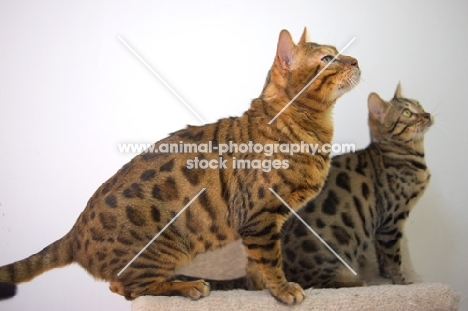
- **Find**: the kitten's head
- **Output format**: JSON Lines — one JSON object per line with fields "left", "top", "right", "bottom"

{"left": 368, "top": 83, "right": 434, "bottom": 144}
{"left": 267, "top": 28, "right": 360, "bottom": 112}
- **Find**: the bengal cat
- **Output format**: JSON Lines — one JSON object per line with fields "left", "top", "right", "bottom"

{"left": 0, "top": 28, "right": 360, "bottom": 304}
{"left": 187, "top": 84, "right": 432, "bottom": 291}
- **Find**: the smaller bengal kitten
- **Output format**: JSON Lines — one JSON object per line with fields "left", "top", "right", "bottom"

{"left": 184, "top": 83, "right": 432, "bottom": 290}
{"left": 278, "top": 83, "right": 433, "bottom": 288}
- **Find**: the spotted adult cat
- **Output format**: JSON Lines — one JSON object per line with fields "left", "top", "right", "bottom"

{"left": 186, "top": 84, "right": 432, "bottom": 290}
{"left": 0, "top": 28, "right": 359, "bottom": 304}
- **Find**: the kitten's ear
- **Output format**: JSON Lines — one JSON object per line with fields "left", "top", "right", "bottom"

{"left": 368, "top": 93, "right": 388, "bottom": 122}
{"left": 276, "top": 29, "right": 296, "bottom": 70}
{"left": 394, "top": 82, "right": 403, "bottom": 99}
{"left": 298, "top": 27, "right": 308, "bottom": 44}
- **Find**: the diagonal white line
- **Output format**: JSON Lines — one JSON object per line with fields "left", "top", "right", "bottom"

{"left": 268, "top": 37, "right": 357, "bottom": 125}
{"left": 118, "top": 36, "right": 206, "bottom": 124}
{"left": 117, "top": 188, "right": 206, "bottom": 276}
{"left": 269, "top": 188, "right": 357, "bottom": 276}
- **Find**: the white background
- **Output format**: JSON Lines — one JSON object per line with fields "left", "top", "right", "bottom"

{"left": 1, "top": 1, "right": 467, "bottom": 310}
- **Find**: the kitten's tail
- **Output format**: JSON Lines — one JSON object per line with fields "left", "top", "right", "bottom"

{"left": 0, "top": 231, "right": 74, "bottom": 284}
{"left": 174, "top": 275, "right": 250, "bottom": 291}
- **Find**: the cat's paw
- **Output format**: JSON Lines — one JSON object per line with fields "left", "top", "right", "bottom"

{"left": 109, "top": 281, "right": 125, "bottom": 296}
{"left": 182, "top": 280, "right": 211, "bottom": 300}
{"left": 270, "top": 282, "right": 306, "bottom": 305}
{"left": 123, "top": 279, "right": 210, "bottom": 300}
{"left": 390, "top": 273, "right": 412, "bottom": 285}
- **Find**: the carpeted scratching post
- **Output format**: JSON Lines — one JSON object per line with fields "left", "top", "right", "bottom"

{"left": 131, "top": 239, "right": 460, "bottom": 310}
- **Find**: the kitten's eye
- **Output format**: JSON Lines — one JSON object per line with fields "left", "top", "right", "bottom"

{"left": 321, "top": 55, "right": 334, "bottom": 63}
{"left": 402, "top": 109, "right": 412, "bottom": 118}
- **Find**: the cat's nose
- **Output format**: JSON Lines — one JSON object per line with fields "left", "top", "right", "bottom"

{"left": 422, "top": 112, "right": 434, "bottom": 125}
{"left": 349, "top": 57, "right": 358, "bottom": 67}
{"left": 338, "top": 55, "right": 359, "bottom": 69}
{"left": 342, "top": 56, "right": 359, "bottom": 68}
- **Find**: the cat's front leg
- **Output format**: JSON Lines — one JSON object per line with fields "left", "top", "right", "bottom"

{"left": 374, "top": 229, "right": 409, "bottom": 284}
{"left": 241, "top": 233, "right": 305, "bottom": 304}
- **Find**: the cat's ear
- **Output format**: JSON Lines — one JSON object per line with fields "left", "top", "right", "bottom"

{"left": 394, "top": 82, "right": 403, "bottom": 99}
{"left": 276, "top": 29, "right": 296, "bottom": 70}
{"left": 298, "top": 27, "right": 308, "bottom": 44}
{"left": 368, "top": 93, "right": 388, "bottom": 122}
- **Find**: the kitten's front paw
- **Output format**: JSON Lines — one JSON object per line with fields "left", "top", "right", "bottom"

{"left": 391, "top": 272, "right": 411, "bottom": 285}
{"left": 270, "top": 282, "right": 306, "bottom": 305}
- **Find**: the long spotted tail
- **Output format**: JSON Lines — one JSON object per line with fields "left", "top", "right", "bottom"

{"left": 0, "top": 282, "right": 17, "bottom": 300}
{"left": 0, "top": 231, "right": 74, "bottom": 284}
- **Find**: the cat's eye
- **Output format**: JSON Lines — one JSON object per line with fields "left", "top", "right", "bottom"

{"left": 402, "top": 109, "right": 412, "bottom": 118}
{"left": 321, "top": 55, "right": 334, "bottom": 63}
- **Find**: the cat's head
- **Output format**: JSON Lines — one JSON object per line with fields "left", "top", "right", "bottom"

{"left": 368, "top": 83, "right": 434, "bottom": 144}
{"left": 267, "top": 28, "right": 360, "bottom": 112}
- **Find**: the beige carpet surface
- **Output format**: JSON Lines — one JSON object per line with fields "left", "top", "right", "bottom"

{"left": 132, "top": 282, "right": 459, "bottom": 311}
{"left": 131, "top": 240, "right": 459, "bottom": 310}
